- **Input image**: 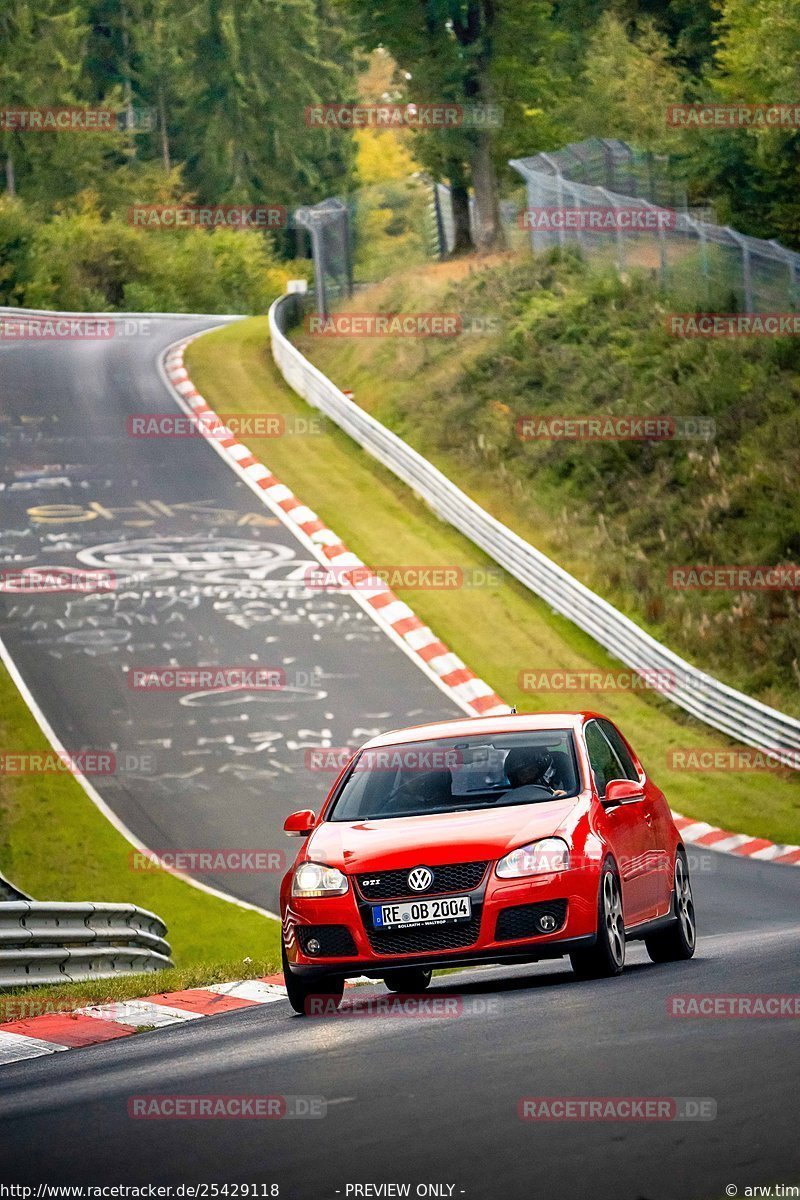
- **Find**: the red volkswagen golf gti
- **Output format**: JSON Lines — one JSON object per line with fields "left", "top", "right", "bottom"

{"left": 280, "top": 711, "right": 696, "bottom": 1013}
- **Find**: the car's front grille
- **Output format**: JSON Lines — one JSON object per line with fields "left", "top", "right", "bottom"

{"left": 495, "top": 900, "right": 568, "bottom": 942}
{"left": 364, "top": 912, "right": 482, "bottom": 956}
{"left": 355, "top": 861, "right": 489, "bottom": 901}
{"left": 296, "top": 924, "right": 358, "bottom": 957}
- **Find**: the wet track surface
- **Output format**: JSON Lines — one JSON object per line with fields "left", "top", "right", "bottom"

{"left": 0, "top": 852, "right": 798, "bottom": 1197}
{"left": 0, "top": 317, "right": 461, "bottom": 911}
{"left": 0, "top": 316, "right": 798, "bottom": 1196}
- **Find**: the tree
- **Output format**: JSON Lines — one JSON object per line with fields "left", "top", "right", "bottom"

{"left": 345, "top": 1, "right": 509, "bottom": 251}
{"left": 692, "top": 0, "right": 800, "bottom": 247}
{"left": 0, "top": 1, "right": 122, "bottom": 201}
{"left": 606, "top": 0, "right": 716, "bottom": 77}
{"left": 575, "top": 13, "right": 686, "bottom": 156}
{"left": 174, "top": 0, "right": 357, "bottom": 211}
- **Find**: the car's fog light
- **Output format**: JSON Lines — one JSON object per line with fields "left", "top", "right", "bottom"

{"left": 538, "top": 914, "right": 557, "bottom": 932}
{"left": 306, "top": 938, "right": 321, "bottom": 955}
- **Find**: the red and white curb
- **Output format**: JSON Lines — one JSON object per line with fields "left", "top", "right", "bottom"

{"left": 162, "top": 339, "right": 506, "bottom": 719}
{"left": 671, "top": 814, "right": 799, "bottom": 865}
{"left": 162, "top": 339, "right": 800, "bottom": 869}
{"left": 0, "top": 976, "right": 290, "bottom": 1066}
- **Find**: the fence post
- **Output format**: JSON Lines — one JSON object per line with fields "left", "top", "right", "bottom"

{"left": 294, "top": 200, "right": 352, "bottom": 318}
{"left": 539, "top": 153, "right": 566, "bottom": 248}
{"left": 565, "top": 180, "right": 584, "bottom": 252}
{"left": 646, "top": 199, "right": 669, "bottom": 286}
{"left": 726, "top": 227, "right": 754, "bottom": 312}
{"left": 769, "top": 240, "right": 799, "bottom": 310}
{"left": 432, "top": 183, "right": 446, "bottom": 258}
{"left": 684, "top": 216, "right": 710, "bottom": 301}
{"left": 597, "top": 187, "right": 625, "bottom": 271}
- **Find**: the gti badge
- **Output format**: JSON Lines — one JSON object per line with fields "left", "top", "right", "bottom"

{"left": 408, "top": 866, "right": 434, "bottom": 892}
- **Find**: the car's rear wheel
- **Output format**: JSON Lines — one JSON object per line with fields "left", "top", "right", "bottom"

{"left": 570, "top": 861, "right": 625, "bottom": 980}
{"left": 282, "top": 943, "right": 345, "bottom": 1015}
{"left": 645, "top": 850, "right": 696, "bottom": 963}
{"left": 383, "top": 967, "right": 432, "bottom": 994}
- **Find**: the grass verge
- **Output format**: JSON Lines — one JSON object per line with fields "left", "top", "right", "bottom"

{"left": 0, "top": 658, "right": 281, "bottom": 974}
{"left": 294, "top": 252, "right": 800, "bottom": 718}
{"left": 0, "top": 957, "right": 279, "bottom": 1017}
{"left": 185, "top": 316, "right": 800, "bottom": 845}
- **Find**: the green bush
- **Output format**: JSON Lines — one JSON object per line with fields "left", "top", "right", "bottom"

{"left": 1, "top": 197, "right": 309, "bottom": 314}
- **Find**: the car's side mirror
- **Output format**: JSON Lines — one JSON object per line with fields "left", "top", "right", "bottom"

{"left": 283, "top": 809, "right": 317, "bottom": 837}
{"left": 601, "top": 778, "right": 645, "bottom": 808}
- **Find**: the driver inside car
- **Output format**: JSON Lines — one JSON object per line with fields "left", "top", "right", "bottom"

{"left": 503, "top": 747, "right": 569, "bottom": 798}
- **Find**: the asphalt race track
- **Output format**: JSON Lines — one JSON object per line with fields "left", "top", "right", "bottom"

{"left": 0, "top": 315, "right": 798, "bottom": 1197}
{"left": 0, "top": 850, "right": 798, "bottom": 1195}
{"left": 0, "top": 316, "right": 461, "bottom": 912}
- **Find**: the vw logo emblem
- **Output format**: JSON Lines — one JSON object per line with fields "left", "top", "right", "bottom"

{"left": 407, "top": 866, "right": 434, "bottom": 892}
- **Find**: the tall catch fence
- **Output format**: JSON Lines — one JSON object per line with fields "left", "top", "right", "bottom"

{"left": 298, "top": 138, "right": 800, "bottom": 313}
{"left": 295, "top": 198, "right": 353, "bottom": 317}
{"left": 509, "top": 138, "right": 800, "bottom": 313}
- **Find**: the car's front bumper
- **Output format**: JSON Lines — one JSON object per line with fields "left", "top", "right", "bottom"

{"left": 283, "top": 865, "right": 599, "bottom": 978}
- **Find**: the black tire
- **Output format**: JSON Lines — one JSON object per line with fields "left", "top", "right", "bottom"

{"left": 282, "top": 943, "right": 344, "bottom": 1015}
{"left": 570, "top": 861, "right": 626, "bottom": 980}
{"left": 645, "top": 850, "right": 697, "bottom": 963}
{"left": 383, "top": 967, "right": 433, "bottom": 994}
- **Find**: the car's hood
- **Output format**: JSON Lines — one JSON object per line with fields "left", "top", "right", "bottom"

{"left": 305, "top": 797, "right": 584, "bottom": 871}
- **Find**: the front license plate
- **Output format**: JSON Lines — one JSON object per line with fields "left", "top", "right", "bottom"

{"left": 372, "top": 894, "right": 472, "bottom": 929}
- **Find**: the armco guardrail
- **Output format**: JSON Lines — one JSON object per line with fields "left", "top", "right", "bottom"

{"left": 269, "top": 291, "right": 800, "bottom": 768}
{"left": 0, "top": 901, "right": 172, "bottom": 987}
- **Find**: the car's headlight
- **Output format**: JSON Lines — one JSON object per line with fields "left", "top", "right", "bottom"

{"left": 496, "top": 837, "right": 570, "bottom": 878}
{"left": 292, "top": 861, "right": 349, "bottom": 897}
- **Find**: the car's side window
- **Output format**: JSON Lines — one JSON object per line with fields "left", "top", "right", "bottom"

{"left": 584, "top": 721, "right": 626, "bottom": 796}
{"left": 599, "top": 720, "right": 640, "bottom": 782}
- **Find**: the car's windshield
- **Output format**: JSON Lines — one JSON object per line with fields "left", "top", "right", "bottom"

{"left": 328, "top": 730, "right": 581, "bottom": 822}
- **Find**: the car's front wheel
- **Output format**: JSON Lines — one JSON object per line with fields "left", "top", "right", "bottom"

{"left": 282, "top": 943, "right": 344, "bottom": 1015}
{"left": 383, "top": 967, "right": 432, "bottom": 994}
{"left": 570, "top": 861, "right": 626, "bottom": 980}
{"left": 645, "top": 850, "right": 696, "bottom": 963}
